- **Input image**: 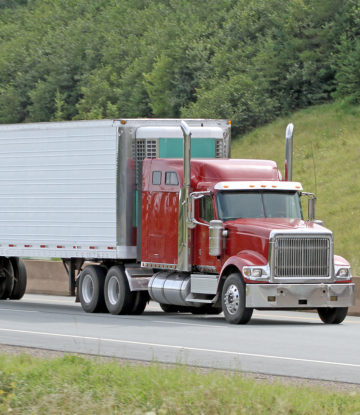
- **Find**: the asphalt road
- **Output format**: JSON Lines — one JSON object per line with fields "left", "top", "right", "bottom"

{"left": 0, "top": 294, "right": 359, "bottom": 384}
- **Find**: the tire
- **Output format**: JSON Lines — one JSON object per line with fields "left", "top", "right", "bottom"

{"left": 9, "top": 257, "right": 27, "bottom": 300}
{"left": 0, "top": 258, "right": 14, "bottom": 300}
{"left": 222, "top": 273, "right": 253, "bottom": 324}
{"left": 104, "top": 265, "right": 135, "bottom": 315}
{"left": 129, "top": 291, "right": 149, "bottom": 315}
{"left": 79, "top": 265, "right": 106, "bottom": 313}
{"left": 159, "top": 303, "right": 187, "bottom": 313}
{"left": 317, "top": 307, "right": 348, "bottom": 324}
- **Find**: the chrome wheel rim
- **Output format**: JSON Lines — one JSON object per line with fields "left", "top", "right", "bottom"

{"left": 108, "top": 276, "right": 120, "bottom": 305}
{"left": 82, "top": 274, "right": 94, "bottom": 304}
{"left": 224, "top": 284, "right": 240, "bottom": 315}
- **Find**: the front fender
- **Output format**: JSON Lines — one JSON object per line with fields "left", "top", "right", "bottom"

{"left": 220, "top": 250, "right": 268, "bottom": 283}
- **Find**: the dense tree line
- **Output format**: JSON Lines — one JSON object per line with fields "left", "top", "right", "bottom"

{"left": 0, "top": 0, "right": 359, "bottom": 135}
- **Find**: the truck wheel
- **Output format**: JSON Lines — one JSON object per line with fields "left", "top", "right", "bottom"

{"left": 129, "top": 291, "right": 149, "bottom": 315}
{"left": 317, "top": 307, "right": 348, "bottom": 324}
{"left": 222, "top": 273, "right": 253, "bottom": 324}
{"left": 0, "top": 258, "right": 14, "bottom": 300}
{"left": 104, "top": 265, "right": 135, "bottom": 315}
{"left": 79, "top": 265, "right": 106, "bottom": 313}
{"left": 9, "top": 257, "right": 27, "bottom": 300}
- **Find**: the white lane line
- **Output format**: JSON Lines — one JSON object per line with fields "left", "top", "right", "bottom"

{"left": 0, "top": 327, "right": 360, "bottom": 369}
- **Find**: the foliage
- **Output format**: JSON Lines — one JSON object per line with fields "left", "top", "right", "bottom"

{"left": 0, "top": 353, "right": 360, "bottom": 414}
{"left": 0, "top": 0, "right": 360, "bottom": 133}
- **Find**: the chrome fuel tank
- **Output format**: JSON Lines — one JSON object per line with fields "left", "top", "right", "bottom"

{"left": 148, "top": 271, "right": 191, "bottom": 306}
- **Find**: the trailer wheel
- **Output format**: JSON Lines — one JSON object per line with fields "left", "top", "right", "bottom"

{"left": 0, "top": 258, "right": 14, "bottom": 300}
{"left": 317, "top": 307, "right": 348, "bottom": 324}
{"left": 222, "top": 273, "right": 253, "bottom": 324}
{"left": 79, "top": 265, "right": 106, "bottom": 313}
{"left": 129, "top": 291, "right": 149, "bottom": 315}
{"left": 104, "top": 265, "right": 134, "bottom": 315}
{"left": 9, "top": 257, "right": 27, "bottom": 300}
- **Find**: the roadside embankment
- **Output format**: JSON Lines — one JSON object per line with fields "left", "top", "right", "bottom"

{"left": 23, "top": 260, "right": 360, "bottom": 316}
{"left": 1, "top": 351, "right": 359, "bottom": 414}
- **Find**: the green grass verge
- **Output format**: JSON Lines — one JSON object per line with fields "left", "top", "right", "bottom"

{"left": 232, "top": 103, "right": 360, "bottom": 276}
{"left": 0, "top": 353, "right": 359, "bottom": 414}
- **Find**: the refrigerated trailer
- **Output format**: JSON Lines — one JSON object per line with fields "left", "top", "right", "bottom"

{"left": 0, "top": 118, "right": 230, "bottom": 299}
{"left": 0, "top": 118, "right": 355, "bottom": 324}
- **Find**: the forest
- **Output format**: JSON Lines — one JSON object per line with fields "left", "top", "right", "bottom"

{"left": 0, "top": 0, "right": 360, "bottom": 136}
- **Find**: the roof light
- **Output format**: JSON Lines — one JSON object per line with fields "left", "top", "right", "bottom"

{"left": 249, "top": 185, "right": 255, "bottom": 188}
{"left": 272, "top": 185, "right": 277, "bottom": 188}
{"left": 228, "top": 120, "right": 232, "bottom": 125}
{"left": 223, "top": 185, "right": 229, "bottom": 188}
{"left": 261, "top": 185, "right": 266, "bottom": 188}
{"left": 121, "top": 120, "right": 126, "bottom": 124}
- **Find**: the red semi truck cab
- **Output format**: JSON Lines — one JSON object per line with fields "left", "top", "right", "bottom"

{"left": 140, "top": 127, "right": 355, "bottom": 324}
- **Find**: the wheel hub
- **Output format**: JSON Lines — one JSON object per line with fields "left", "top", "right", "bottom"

{"left": 224, "top": 284, "right": 240, "bottom": 315}
{"left": 108, "top": 276, "right": 120, "bottom": 305}
{"left": 82, "top": 274, "right": 94, "bottom": 304}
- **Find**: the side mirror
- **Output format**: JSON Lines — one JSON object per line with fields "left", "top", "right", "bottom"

{"left": 308, "top": 196, "right": 316, "bottom": 221}
{"left": 209, "top": 220, "right": 225, "bottom": 256}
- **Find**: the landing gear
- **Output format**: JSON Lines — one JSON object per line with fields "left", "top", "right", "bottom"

{"left": 317, "top": 307, "right": 348, "bottom": 324}
{"left": 222, "top": 273, "right": 253, "bottom": 324}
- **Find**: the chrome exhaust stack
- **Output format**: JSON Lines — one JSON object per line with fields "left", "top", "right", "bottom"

{"left": 285, "top": 123, "right": 294, "bottom": 181}
{"left": 180, "top": 121, "right": 191, "bottom": 193}
{"left": 178, "top": 121, "right": 192, "bottom": 272}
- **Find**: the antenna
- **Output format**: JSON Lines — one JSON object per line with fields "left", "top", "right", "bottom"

{"left": 311, "top": 141, "right": 317, "bottom": 195}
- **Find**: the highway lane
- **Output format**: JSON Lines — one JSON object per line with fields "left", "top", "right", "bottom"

{"left": 0, "top": 294, "right": 360, "bottom": 383}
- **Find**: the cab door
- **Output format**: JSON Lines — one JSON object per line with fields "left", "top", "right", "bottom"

{"left": 193, "top": 195, "right": 220, "bottom": 269}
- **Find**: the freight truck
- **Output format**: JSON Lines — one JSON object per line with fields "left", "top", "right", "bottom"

{"left": 0, "top": 119, "right": 355, "bottom": 324}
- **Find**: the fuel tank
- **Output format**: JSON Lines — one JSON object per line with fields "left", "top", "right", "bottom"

{"left": 148, "top": 271, "right": 191, "bottom": 306}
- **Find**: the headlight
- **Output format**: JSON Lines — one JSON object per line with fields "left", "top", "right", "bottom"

{"left": 252, "top": 269, "right": 262, "bottom": 278}
{"left": 336, "top": 268, "right": 349, "bottom": 278}
{"left": 243, "top": 267, "right": 269, "bottom": 281}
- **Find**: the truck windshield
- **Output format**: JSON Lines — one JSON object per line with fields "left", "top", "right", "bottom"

{"left": 216, "top": 190, "right": 303, "bottom": 221}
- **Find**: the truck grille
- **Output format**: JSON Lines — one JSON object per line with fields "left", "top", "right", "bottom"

{"left": 274, "top": 237, "right": 330, "bottom": 278}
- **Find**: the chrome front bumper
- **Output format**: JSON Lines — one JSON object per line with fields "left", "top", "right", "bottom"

{"left": 245, "top": 283, "right": 355, "bottom": 308}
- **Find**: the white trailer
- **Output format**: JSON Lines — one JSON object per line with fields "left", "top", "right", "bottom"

{"left": 0, "top": 118, "right": 230, "bottom": 299}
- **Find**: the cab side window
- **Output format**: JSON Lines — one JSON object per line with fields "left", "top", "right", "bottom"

{"left": 165, "top": 172, "right": 179, "bottom": 185}
{"left": 152, "top": 171, "right": 162, "bottom": 185}
{"left": 199, "top": 196, "right": 214, "bottom": 222}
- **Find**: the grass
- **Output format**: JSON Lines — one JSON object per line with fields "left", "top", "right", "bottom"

{"left": 0, "top": 353, "right": 359, "bottom": 414}
{"left": 232, "top": 103, "right": 360, "bottom": 276}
